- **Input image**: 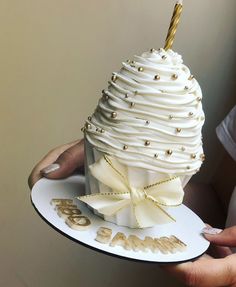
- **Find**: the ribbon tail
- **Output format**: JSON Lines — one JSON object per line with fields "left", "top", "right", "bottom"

{"left": 134, "top": 199, "right": 175, "bottom": 228}
{"left": 78, "top": 194, "right": 130, "bottom": 216}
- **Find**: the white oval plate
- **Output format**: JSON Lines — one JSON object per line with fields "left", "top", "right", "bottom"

{"left": 31, "top": 175, "right": 209, "bottom": 263}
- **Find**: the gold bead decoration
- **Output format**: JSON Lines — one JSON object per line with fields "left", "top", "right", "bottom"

{"left": 96, "top": 128, "right": 99, "bottom": 132}
{"left": 81, "top": 127, "right": 85, "bottom": 132}
{"left": 166, "top": 149, "right": 173, "bottom": 155}
{"left": 150, "top": 48, "right": 155, "bottom": 53}
{"left": 86, "top": 123, "right": 92, "bottom": 129}
{"left": 187, "top": 166, "right": 191, "bottom": 170}
{"left": 200, "top": 153, "right": 205, "bottom": 161}
{"left": 154, "top": 153, "right": 158, "bottom": 158}
{"left": 125, "top": 93, "right": 129, "bottom": 98}
{"left": 88, "top": 116, "right": 92, "bottom": 121}
{"left": 169, "top": 115, "right": 173, "bottom": 120}
{"left": 130, "top": 102, "right": 135, "bottom": 108}
{"left": 191, "top": 154, "right": 196, "bottom": 159}
{"left": 103, "top": 94, "right": 109, "bottom": 100}
{"left": 126, "top": 59, "right": 131, "bottom": 64}
{"left": 101, "top": 128, "right": 105, "bottom": 133}
{"left": 162, "top": 55, "right": 167, "bottom": 60}
{"left": 145, "top": 140, "right": 150, "bottom": 146}
{"left": 197, "top": 97, "right": 202, "bottom": 102}
{"left": 145, "top": 120, "right": 150, "bottom": 125}
{"left": 172, "top": 74, "right": 178, "bottom": 80}
{"left": 134, "top": 90, "right": 138, "bottom": 95}
{"left": 181, "top": 146, "right": 185, "bottom": 151}
{"left": 189, "top": 112, "right": 194, "bottom": 117}
{"left": 188, "top": 75, "right": 194, "bottom": 80}
{"left": 184, "top": 86, "right": 189, "bottom": 90}
{"left": 154, "top": 74, "right": 160, "bottom": 80}
{"left": 176, "top": 128, "right": 181, "bottom": 133}
{"left": 123, "top": 145, "right": 128, "bottom": 150}
{"left": 138, "top": 67, "right": 144, "bottom": 72}
{"left": 102, "top": 89, "right": 105, "bottom": 93}
{"left": 111, "top": 112, "right": 117, "bottom": 118}
{"left": 111, "top": 75, "right": 117, "bottom": 82}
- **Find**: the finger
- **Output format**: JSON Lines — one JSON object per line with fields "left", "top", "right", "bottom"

{"left": 207, "top": 244, "right": 233, "bottom": 258}
{"left": 41, "top": 140, "right": 84, "bottom": 179}
{"left": 164, "top": 254, "right": 236, "bottom": 287}
{"left": 202, "top": 226, "right": 236, "bottom": 247}
{"left": 28, "top": 139, "right": 80, "bottom": 189}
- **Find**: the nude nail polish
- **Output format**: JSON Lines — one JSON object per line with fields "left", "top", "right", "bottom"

{"left": 201, "top": 227, "right": 223, "bottom": 235}
{"left": 41, "top": 163, "right": 60, "bottom": 175}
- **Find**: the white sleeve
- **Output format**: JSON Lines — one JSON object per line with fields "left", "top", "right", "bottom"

{"left": 216, "top": 105, "right": 236, "bottom": 161}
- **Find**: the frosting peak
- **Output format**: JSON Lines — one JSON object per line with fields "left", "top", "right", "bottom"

{"left": 83, "top": 48, "right": 204, "bottom": 177}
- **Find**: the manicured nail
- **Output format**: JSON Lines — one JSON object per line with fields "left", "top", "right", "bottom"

{"left": 41, "top": 163, "right": 60, "bottom": 175}
{"left": 202, "top": 227, "right": 223, "bottom": 235}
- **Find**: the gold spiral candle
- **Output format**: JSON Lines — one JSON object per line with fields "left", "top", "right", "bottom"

{"left": 164, "top": 0, "right": 183, "bottom": 50}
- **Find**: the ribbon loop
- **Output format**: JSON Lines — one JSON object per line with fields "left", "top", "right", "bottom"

{"left": 78, "top": 155, "right": 184, "bottom": 228}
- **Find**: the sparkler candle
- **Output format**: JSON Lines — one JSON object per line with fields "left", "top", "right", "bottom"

{"left": 164, "top": 0, "right": 183, "bottom": 50}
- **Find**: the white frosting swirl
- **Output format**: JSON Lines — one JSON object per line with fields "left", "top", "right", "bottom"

{"left": 84, "top": 49, "right": 205, "bottom": 176}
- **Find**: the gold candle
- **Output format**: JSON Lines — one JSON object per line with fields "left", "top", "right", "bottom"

{"left": 164, "top": 0, "right": 183, "bottom": 50}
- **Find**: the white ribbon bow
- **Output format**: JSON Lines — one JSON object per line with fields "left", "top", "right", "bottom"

{"left": 78, "top": 156, "right": 184, "bottom": 228}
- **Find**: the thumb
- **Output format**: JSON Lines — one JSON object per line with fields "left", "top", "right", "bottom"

{"left": 202, "top": 226, "right": 236, "bottom": 247}
{"left": 41, "top": 140, "right": 84, "bottom": 179}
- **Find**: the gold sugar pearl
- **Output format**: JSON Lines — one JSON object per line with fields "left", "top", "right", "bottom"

{"left": 154, "top": 74, "right": 160, "bottom": 80}
{"left": 81, "top": 127, "right": 85, "bottom": 132}
{"left": 176, "top": 128, "right": 182, "bottom": 133}
{"left": 154, "top": 153, "right": 158, "bottom": 158}
{"left": 145, "top": 120, "right": 150, "bottom": 125}
{"left": 150, "top": 48, "right": 155, "bottom": 53}
{"left": 162, "top": 55, "right": 167, "bottom": 60}
{"left": 184, "top": 86, "right": 189, "bottom": 90}
{"left": 88, "top": 116, "right": 92, "bottom": 121}
{"left": 111, "top": 112, "right": 117, "bottom": 118}
{"left": 134, "top": 90, "right": 138, "bottom": 95}
{"left": 125, "top": 93, "right": 129, "bottom": 98}
{"left": 111, "top": 75, "right": 117, "bottom": 82}
{"left": 101, "top": 128, "right": 105, "bottom": 133}
{"left": 191, "top": 154, "right": 196, "bottom": 159}
{"left": 188, "top": 75, "right": 194, "bottom": 80}
{"left": 172, "top": 74, "right": 178, "bottom": 80}
{"left": 123, "top": 145, "right": 128, "bottom": 150}
{"left": 131, "top": 61, "right": 135, "bottom": 64}
{"left": 200, "top": 153, "right": 205, "bottom": 161}
{"left": 166, "top": 149, "right": 173, "bottom": 155}
{"left": 197, "top": 97, "right": 202, "bottom": 102}
{"left": 187, "top": 166, "right": 191, "bottom": 170}
{"left": 189, "top": 112, "right": 194, "bottom": 117}
{"left": 86, "top": 123, "right": 92, "bottom": 129}
{"left": 145, "top": 140, "right": 150, "bottom": 146}
{"left": 181, "top": 146, "right": 186, "bottom": 151}
{"left": 138, "top": 67, "right": 144, "bottom": 72}
{"left": 169, "top": 115, "right": 173, "bottom": 120}
{"left": 130, "top": 102, "right": 135, "bottom": 108}
{"left": 103, "top": 94, "right": 109, "bottom": 100}
{"left": 102, "top": 89, "right": 105, "bottom": 93}
{"left": 126, "top": 59, "right": 131, "bottom": 64}
{"left": 96, "top": 128, "right": 99, "bottom": 132}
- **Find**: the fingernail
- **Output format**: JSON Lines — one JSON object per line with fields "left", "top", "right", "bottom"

{"left": 201, "top": 227, "right": 223, "bottom": 235}
{"left": 41, "top": 163, "right": 60, "bottom": 175}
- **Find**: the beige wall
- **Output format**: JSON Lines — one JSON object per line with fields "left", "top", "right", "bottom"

{"left": 1, "top": 0, "right": 235, "bottom": 286}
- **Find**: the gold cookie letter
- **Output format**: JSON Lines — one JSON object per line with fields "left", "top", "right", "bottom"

{"left": 95, "top": 227, "right": 112, "bottom": 244}
{"left": 66, "top": 215, "right": 91, "bottom": 231}
{"left": 51, "top": 199, "right": 74, "bottom": 207}
{"left": 57, "top": 206, "right": 82, "bottom": 219}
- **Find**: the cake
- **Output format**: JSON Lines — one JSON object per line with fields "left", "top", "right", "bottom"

{"left": 79, "top": 48, "right": 205, "bottom": 228}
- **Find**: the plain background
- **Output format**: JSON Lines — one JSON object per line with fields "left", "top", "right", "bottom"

{"left": 1, "top": 0, "right": 236, "bottom": 286}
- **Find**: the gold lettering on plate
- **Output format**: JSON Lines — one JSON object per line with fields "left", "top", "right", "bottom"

{"left": 51, "top": 198, "right": 91, "bottom": 230}
{"left": 96, "top": 228, "right": 187, "bottom": 254}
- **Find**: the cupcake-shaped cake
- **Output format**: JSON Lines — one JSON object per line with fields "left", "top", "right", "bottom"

{"left": 80, "top": 48, "right": 205, "bottom": 228}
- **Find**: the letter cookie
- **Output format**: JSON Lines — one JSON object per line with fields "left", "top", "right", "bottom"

{"left": 110, "top": 232, "right": 128, "bottom": 249}
{"left": 66, "top": 215, "right": 91, "bottom": 231}
{"left": 95, "top": 227, "right": 112, "bottom": 244}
